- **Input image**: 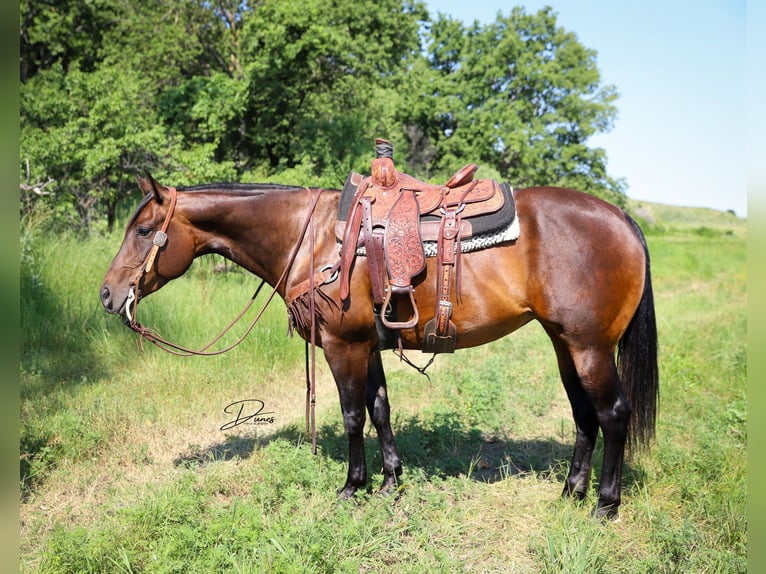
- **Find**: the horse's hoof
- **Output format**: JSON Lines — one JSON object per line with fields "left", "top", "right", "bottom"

{"left": 561, "top": 485, "right": 587, "bottom": 501}
{"left": 337, "top": 484, "right": 358, "bottom": 499}
{"left": 592, "top": 504, "right": 619, "bottom": 522}
{"left": 376, "top": 476, "right": 405, "bottom": 501}
{"left": 378, "top": 474, "right": 400, "bottom": 494}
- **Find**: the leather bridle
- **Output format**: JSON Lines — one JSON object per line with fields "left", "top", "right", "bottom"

{"left": 124, "top": 185, "right": 178, "bottom": 326}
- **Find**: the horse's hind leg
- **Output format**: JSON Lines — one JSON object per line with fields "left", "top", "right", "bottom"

{"left": 548, "top": 333, "right": 599, "bottom": 501}
{"left": 366, "top": 350, "right": 403, "bottom": 493}
{"left": 570, "top": 346, "right": 631, "bottom": 520}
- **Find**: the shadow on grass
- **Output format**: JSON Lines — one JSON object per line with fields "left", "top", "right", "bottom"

{"left": 174, "top": 411, "right": 630, "bottom": 488}
{"left": 174, "top": 410, "right": 647, "bottom": 492}
{"left": 21, "top": 266, "right": 116, "bottom": 399}
{"left": 20, "top": 267, "right": 121, "bottom": 499}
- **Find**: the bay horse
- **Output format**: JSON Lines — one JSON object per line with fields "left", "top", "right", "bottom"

{"left": 100, "top": 173, "right": 658, "bottom": 519}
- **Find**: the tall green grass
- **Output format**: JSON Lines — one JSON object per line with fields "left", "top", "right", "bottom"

{"left": 21, "top": 219, "right": 746, "bottom": 573}
{"left": 20, "top": 221, "right": 305, "bottom": 497}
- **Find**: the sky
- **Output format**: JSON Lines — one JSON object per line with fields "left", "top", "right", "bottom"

{"left": 424, "top": 0, "right": 748, "bottom": 216}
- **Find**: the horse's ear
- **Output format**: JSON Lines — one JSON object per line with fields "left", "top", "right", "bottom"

{"left": 137, "top": 171, "right": 171, "bottom": 204}
{"left": 136, "top": 173, "right": 153, "bottom": 196}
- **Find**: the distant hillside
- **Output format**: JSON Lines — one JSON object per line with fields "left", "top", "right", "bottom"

{"left": 627, "top": 198, "right": 746, "bottom": 238}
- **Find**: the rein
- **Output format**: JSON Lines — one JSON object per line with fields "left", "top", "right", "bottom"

{"left": 123, "top": 186, "right": 328, "bottom": 453}
{"left": 126, "top": 186, "right": 324, "bottom": 351}
{"left": 124, "top": 185, "right": 261, "bottom": 356}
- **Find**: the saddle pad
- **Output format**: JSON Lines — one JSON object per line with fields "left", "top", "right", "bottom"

{"left": 356, "top": 209, "right": 520, "bottom": 259}
{"left": 337, "top": 172, "right": 516, "bottom": 239}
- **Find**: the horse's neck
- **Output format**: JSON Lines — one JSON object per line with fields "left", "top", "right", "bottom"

{"left": 182, "top": 188, "right": 338, "bottom": 290}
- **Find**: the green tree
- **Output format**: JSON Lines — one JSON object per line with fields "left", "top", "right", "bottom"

{"left": 20, "top": 0, "right": 240, "bottom": 85}
{"left": 21, "top": 63, "right": 239, "bottom": 232}
{"left": 20, "top": 1, "right": 240, "bottom": 232}
{"left": 20, "top": 63, "right": 166, "bottom": 231}
{"left": 402, "top": 7, "right": 625, "bottom": 203}
{"left": 20, "top": 0, "right": 117, "bottom": 81}
{"left": 160, "top": 0, "right": 427, "bottom": 179}
{"left": 98, "top": 0, "right": 243, "bottom": 88}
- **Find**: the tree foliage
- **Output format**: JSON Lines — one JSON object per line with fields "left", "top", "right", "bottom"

{"left": 403, "top": 8, "right": 623, "bottom": 197}
{"left": 20, "top": 0, "right": 625, "bottom": 233}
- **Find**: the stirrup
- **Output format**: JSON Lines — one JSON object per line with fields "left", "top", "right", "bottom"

{"left": 380, "top": 286, "right": 419, "bottom": 330}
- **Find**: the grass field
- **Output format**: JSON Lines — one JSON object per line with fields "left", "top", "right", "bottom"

{"left": 20, "top": 201, "right": 746, "bottom": 573}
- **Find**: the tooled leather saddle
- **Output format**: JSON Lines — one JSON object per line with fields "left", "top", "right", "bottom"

{"left": 337, "top": 139, "right": 515, "bottom": 353}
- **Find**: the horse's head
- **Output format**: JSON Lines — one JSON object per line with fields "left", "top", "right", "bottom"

{"left": 100, "top": 173, "right": 196, "bottom": 321}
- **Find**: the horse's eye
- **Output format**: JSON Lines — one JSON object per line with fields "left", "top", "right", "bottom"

{"left": 136, "top": 226, "right": 152, "bottom": 237}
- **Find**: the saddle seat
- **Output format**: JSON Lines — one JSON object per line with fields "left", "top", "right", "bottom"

{"left": 337, "top": 139, "right": 512, "bottom": 353}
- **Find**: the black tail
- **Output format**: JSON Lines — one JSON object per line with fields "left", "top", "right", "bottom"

{"left": 618, "top": 214, "right": 659, "bottom": 451}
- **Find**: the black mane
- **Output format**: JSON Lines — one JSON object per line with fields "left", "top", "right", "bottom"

{"left": 177, "top": 182, "right": 304, "bottom": 193}
{"left": 127, "top": 192, "right": 155, "bottom": 228}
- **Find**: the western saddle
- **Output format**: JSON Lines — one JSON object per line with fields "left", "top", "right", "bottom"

{"left": 337, "top": 139, "right": 512, "bottom": 353}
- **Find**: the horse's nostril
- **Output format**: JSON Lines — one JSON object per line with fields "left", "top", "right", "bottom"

{"left": 101, "top": 285, "right": 111, "bottom": 308}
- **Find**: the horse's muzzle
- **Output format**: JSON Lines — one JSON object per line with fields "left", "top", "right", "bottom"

{"left": 100, "top": 283, "right": 130, "bottom": 318}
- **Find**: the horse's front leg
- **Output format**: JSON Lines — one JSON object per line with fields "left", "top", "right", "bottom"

{"left": 366, "top": 349, "right": 402, "bottom": 493}
{"left": 323, "top": 338, "right": 373, "bottom": 498}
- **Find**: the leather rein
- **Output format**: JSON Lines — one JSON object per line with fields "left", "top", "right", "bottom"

{"left": 124, "top": 186, "right": 328, "bottom": 453}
